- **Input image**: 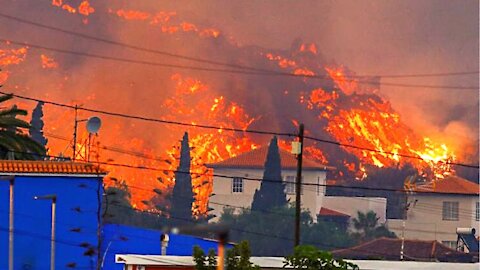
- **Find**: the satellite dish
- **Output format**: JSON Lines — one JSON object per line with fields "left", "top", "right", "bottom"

{"left": 86, "top": 116, "right": 101, "bottom": 134}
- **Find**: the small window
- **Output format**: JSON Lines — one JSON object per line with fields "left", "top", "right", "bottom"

{"left": 476, "top": 202, "right": 479, "bottom": 221}
{"left": 442, "top": 201, "right": 459, "bottom": 221}
{"left": 285, "top": 176, "right": 295, "bottom": 195}
{"left": 317, "top": 176, "right": 323, "bottom": 195}
{"left": 232, "top": 177, "right": 243, "bottom": 193}
{"left": 442, "top": 241, "right": 457, "bottom": 249}
{"left": 284, "top": 176, "right": 303, "bottom": 195}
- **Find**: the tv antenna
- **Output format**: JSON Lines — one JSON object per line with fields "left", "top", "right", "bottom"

{"left": 73, "top": 105, "right": 102, "bottom": 161}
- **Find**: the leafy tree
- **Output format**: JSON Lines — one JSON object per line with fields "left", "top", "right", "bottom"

{"left": 0, "top": 94, "right": 46, "bottom": 160}
{"left": 284, "top": 245, "right": 358, "bottom": 270}
{"left": 303, "top": 220, "right": 354, "bottom": 251}
{"left": 218, "top": 205, "right": 312, "bottom": 256}
{"left": 225, "top": 241, "right": 260, "bottom": 270}
{"left": 168, "top": 132, "right": 195, "bottom": 225}
{"left": 193, "top": 246, "right": 211, "bottom": 270}
{"left": 102, "top": 180, "right": 168, "bottom": 229}
{"left": 193, "top": 241, "right": 259, "bottom": 270}
{"left": 251, "top": 136, "right": 287, "bottom": 211}
{"left": 103, "top": 181, "right": 134, "bottom": 224}
{"left": 351, "top": 211, "right": 395, "bottom": 242}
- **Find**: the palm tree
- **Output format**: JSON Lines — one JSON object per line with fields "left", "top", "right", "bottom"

{"left": 352, "top": 211, "right": 396, "bottom": 242}
{"left": 0, "top": 94, "right": 47, "bottom": 160}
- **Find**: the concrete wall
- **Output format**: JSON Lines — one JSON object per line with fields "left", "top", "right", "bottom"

{"left": 387, "top": 194, "right": 479, "bottom": 245}
{"left": 209, "top": 167, "right": 326, "bottom": 221}
{"left": 322, "top": 196, "right": 388, "bottom": 223}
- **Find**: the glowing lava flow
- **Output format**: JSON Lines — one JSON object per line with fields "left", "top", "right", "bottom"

{"left": 157, "top": 74, "right": 258, "bottom": 214}
{"left": 1, "top": 3, "right": 465, "bottom": 215}
{"left": 110, "top": 9, "right": 220, "bottom": 38}
{"left": 321, "top": 67, "right": 456, "bottom": 180}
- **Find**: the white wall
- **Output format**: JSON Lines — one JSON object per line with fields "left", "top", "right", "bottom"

{"left": 322, "top": 196, "right": 388, "bottom": 223}
{"left": 387, "top": 194, "right": 479, "bottom": 245}
{"left": 208, "top": 167, "right": 327, "bottom": 222}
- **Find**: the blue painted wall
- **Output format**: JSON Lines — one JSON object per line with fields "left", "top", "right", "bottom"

{"left": 0, "top": 175, "right": 102, "bottom": 270}
{"left": 0, "top": 176, "right": 225, "bottom": 270}
{"left": 102, "top": 224, "right": 226, "bottom": 270}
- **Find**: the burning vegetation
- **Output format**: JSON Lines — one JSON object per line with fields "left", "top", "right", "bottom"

{"left": 0, "top": 2, "right": 472, "bottom": 213}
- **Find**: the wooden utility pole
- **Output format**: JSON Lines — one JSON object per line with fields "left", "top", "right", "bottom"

{"left": 294, "top": 124, "right": 304, "bottom": 247}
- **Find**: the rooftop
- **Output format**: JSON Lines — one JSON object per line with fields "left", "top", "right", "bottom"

{"left": 115, "top": 255, "right": 480, "bottom": 269}
{"left": 0, "top": 160, "right": 107, "bottom": 176}
{"left": 207, "top": 146, "right": 335, "bottom": 171}
{"left": 415, "top": 176, "right": 479, "bottom": 195}
{"left": 332, "top": 237, "right": 475, "bottom": 262}
{"left": 319, "top": 207, "right": 350, "bottom": 217}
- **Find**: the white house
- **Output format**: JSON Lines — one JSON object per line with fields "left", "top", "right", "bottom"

{"left": 322, "top": 196, "right": 388, "bottom": 223}
{"left": 206, "top": 146, "right": 335, "bottom": 221}
{"left": 387, "top": 176, "right": 479, "bottom": 250}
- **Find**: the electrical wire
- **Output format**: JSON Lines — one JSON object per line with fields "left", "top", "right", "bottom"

{"left": 2, "top": 91, "right": 478, "bottom": 169}
{"left": 304, "top": 135, "right": 479, "bottom": 169}
{"left": 1, "top": 38, "right": 478, "bottom": 90}
{"left": 4, "top": 149, "right": 479, "bottom": 196}
{"left": 0, "top": 12, "right": 478, "bottom": 80}
{"left": 0, "top": 90, "right": 294, "bottom": 137}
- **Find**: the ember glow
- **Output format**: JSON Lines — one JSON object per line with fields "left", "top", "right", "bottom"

{"left": 0, "top": 45, "right": 27, "bottom": 66}
{"left": 52, "top": 0, "right": 94, "bottom": 17}
{"left": 0, "top": 2, "right": 471, "bottom": 213}
{"left": 40, "top": 54, "right": 58, "bottom": 69}
{"left": 110, "top": 8, "right": 220, "bottom": 38}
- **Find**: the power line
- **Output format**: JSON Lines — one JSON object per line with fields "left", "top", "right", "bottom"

{"left": 13, "top": 149, "right": 476, "bottom": 197}
{"left": 0, "top": 13, "right": 272, "bottom": 74}
{"left": 107, "top": 179, "right": 479, "bottom": 224}
{"left": 0, "top": 184, "right": 468, "bottom": 259}
{"left": 3, "top": 91, "right": 478, "bottom": 169}
{"left": 0, "top": 90, "right": 294, "bottom": 137}
{"left": 1, "top": 38, "right": 478, "bottom": 90}
{"left": 1, "top": 160, "right": 472, "bottom": 258}
{"left": 304, "top": 135, "right": 479, "bottom": 169}
{"left": 0, "top": 12, "right": 478, "bottom": 80}
{"left": 78, "top": 159, "right": 480, "bottom": 196}
{"left": 105, "top": 203, "right": 451, "bottom": 261}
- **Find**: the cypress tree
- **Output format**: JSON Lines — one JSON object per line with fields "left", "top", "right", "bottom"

{"left": 251, "top": 136, "right": 287, "bottom": 211}
{"left": 169, "top": 132, "right": 195, "bottom": 225}
{"left": 29, "top": 101, "right": 48, "bottom": 148}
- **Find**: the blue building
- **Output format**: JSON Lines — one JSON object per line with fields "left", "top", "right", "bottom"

{"left": 102, "top": 224, "right": 225, "bottom": 270}
{"left": 0, "top": 160, "right": 105, "bottom": 270}
{"left": 0, "top": 160, "right": 226, "bottom": 270}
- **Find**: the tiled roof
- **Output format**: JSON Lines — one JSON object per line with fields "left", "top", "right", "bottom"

{"left": 332, "top": 237, "right": 473, "bottom": 262}
{"left": 319, "top": 207, "right": 350, "bottom": 217}
{"left": 207, "top": 146, "right": 335, "bottom": 171}
{"left": 0, "top": 160, "right": 107, "bottom": 175}
{"left": 415, "top": 176, "right": 479, "bottom": 195}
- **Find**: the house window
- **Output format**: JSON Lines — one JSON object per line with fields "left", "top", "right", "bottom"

{"left": 442, "top": 201, "right": 459, "bottom": 221}
{"left": 317, "top": 176, "right": 322, "bottom": 195}
{"left": 284, "top": 176, "right": 303, "bottom": 195}
{"left": 232, "top": 177, "right": 243, "bottom": 193}
{"left": 476, "top": 202, "right": 480, "bottom": 221}
{"left": 442, "top": 241, "right": 457, "bottom": 249}
{"left": 285, "top": 176, "right": 295, "bottom": 195}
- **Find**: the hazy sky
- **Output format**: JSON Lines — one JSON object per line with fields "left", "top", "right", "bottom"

{"left": 3, "top": 0, "right": 479, "bottom": 144}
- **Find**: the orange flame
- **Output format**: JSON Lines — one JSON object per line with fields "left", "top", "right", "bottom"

{"left": 111, "top": 9, "right": 221, "bottom": 38}
{"left": 40, "top": 54, "right": 58, "bottom": 69}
